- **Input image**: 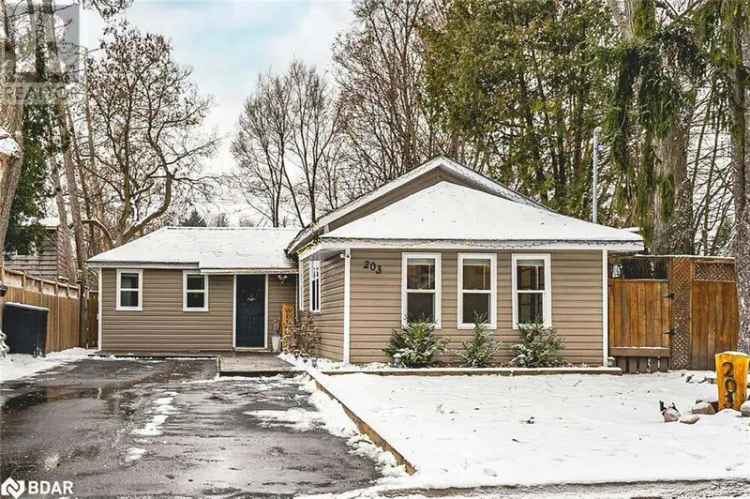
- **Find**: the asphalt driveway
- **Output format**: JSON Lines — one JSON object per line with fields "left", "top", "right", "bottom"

{"left": 0, "top": 358, "right": 379, "bottom": 497}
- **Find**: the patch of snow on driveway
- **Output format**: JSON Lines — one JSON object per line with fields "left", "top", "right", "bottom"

{"left": 320, "top": 372, "right": 750, "bottom": 488}
{"left": 0, "top": 348, "right": 93, "bottom": 382}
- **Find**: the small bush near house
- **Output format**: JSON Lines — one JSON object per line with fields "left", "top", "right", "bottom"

{"left": 511, "top": 323, "right": 564, "bottom": 367}
{"left": 384, "top": 321, "right": 446, "bottom": 368}
{"left": 458, "top": 314, "right": 500, "bottom": 367}
{"left": 284, "top": 312, "right": 320, "bottom": 357}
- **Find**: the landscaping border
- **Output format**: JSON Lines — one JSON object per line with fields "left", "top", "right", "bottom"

{"left": 305, "top": 369, "right": 417, "bottom": 475}
{"left": 319, "top": 366, "right": 622, "bottom": 376}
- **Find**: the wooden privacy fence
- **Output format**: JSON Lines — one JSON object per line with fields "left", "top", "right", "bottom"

{"left": 608, "top": 256, "right": 739, "bottom": 373}
{"left": 1, "top": 268, "right": 83, "bottom": 353}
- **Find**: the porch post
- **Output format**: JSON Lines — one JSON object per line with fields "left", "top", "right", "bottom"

{"left": 343, "top": 248, "right": 351, "bottom": 364}
{"left": 602, "top": 249, "right": 609, "bottom": 367}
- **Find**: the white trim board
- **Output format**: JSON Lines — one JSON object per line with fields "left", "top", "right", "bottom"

{"left": 97, "top": 270, "right": 103, "bottom": 350}
{"left": 602, "top": 249, "right": 609, "bottom": 367}
{"left": 343, "top": 248, "right": 351, "bottom": 363}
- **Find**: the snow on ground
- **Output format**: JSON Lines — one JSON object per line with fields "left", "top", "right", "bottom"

{"left": 0, "top": 347, "right": 93, "bottom": 382}
{"left": 319, "top": 372, "right": 750, "bottom": 489}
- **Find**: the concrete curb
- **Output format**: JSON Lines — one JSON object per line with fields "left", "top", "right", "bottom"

{"left": 320, "top": 366, "right": 623, "bottom": 376}
{"left": 305, "top": 369, "right": 417, "bottom": 475}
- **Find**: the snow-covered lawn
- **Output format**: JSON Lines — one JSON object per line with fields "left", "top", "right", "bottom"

{"left": 319, "top": 372, "right": 750, "bottom": 489}
{"left": 0, "top": 347, "right": 93, "bottom": 382}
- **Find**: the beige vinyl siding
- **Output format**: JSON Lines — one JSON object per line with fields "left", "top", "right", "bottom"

{"left": 102, "top": 269, "right": 298, "bottom": 352}
{"left": 349, "top": 249, "right": 604, "bottom": 365}
{"left": 267, "top": 275, "right": 297, "bottom": 337}
{"left": 305, "top": 255, "right": 345, "bottom": 361}
{"left": 101, "top": 269, "right": 233, "bottom": 351}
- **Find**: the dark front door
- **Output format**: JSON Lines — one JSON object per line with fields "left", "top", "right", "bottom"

{"left": 236, "top": 275, "right": 266, "bottom": 348}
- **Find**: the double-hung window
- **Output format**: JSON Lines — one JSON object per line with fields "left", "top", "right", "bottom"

{"left": 458, "top": 253, "right": 496, "bottom": 329}
{"left": 116, "top": 269, "right": 143, "bottom": 311}
{"left": 512, "top": 254, "right": 552, "bottom": 328}
{"left": 309, "top": 260, "right": 321, "bottom": 313}
{"left": 401, "top": 253, "right": 441, "bottom": 327}
{"left": 183, "top": 272, "right": 208, "bottom": 312}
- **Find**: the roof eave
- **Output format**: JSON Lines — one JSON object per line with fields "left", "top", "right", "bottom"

{"left": 314, "top": 237, "right": 645, "bottom": 252}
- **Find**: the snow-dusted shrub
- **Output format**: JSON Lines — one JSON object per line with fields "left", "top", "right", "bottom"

{"left": 511, "top": 323, "right": 564, "bottom": 367}
{"left": 458, "top": 314, "right": 499, "bottom": 367}
{"left": 284, "top": 312, "right": 320, "bottom": 356}
{"left": 384, "top": 321, "right": 446, "bottom": 368}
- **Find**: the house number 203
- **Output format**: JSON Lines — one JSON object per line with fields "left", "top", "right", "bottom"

{"left": 363, "top": 260, "right": 383, "bottom": 274}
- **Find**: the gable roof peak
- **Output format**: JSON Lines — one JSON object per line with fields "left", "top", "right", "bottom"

{"left": 286, "top": 155, "right": 545, "bottom": 254}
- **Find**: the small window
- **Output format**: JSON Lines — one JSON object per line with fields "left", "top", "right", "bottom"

{"left": 309, "top": 260, "right": 321, "bottom": 313}
{"left": 116, "top": 269, "right": 143, "bottom": 311}
{"left": 458, "top": 254, "right": 496, "bottom": 329}
{"left": 183, "top": 272, "right": 208, "bottom": 312}
{"left": 401, "top": 253, "right": 441, "bottom": 327}
{"left": 298, "top": 259, "right": 304, "bottom": 311}
{"left": 512, "top": 254, "right": 551, "bottom": 328}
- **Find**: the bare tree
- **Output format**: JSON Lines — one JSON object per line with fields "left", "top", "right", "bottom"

{"left": 82, "top": 22, "right": 217, "bottom": 248}
{"left": 332, "top": 0, "right": 452, "bottom": 194}
{"left": 231, "top": 70, "right": 293, "bottom": 227}
{"left": 287, "top": 60, "right": 344, "bottom": 223}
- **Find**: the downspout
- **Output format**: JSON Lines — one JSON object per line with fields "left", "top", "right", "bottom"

{"left": 343, "top": 248, "right": 351, "bottom": 364}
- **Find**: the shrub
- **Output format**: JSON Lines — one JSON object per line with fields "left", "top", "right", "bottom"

{"left": 284, "top": 312, "right": 320, "bottom": 357}
{"left": 510, "top": 323, "right": 564, "bottom": 367}
{"left": 458, "top": 313, "right": 499, "bottom": 367}
{"left": 384, "top": 321, "right": 446, "bottom": 367}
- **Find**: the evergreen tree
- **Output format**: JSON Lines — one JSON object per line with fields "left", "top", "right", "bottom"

{"left": 5, "top": 104, "right": 51, "bottom": 254}
{"left": 179, "top": 208, "right": 207, "bottom": 227}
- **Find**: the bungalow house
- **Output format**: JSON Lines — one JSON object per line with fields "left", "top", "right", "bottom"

{"left": 89, "top": 157, "right": 644, "bottom": 365}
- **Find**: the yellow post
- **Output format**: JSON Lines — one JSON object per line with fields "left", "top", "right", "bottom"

{"left": 715, "top": 351, "right": 750, "bottom": 411}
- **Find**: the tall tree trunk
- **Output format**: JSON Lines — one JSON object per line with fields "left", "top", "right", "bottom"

{"left": 652, "top": 113, "right": 694, "bottom": 254}
{"left": 733, "top": 28, "right": 750, "bottom": 354}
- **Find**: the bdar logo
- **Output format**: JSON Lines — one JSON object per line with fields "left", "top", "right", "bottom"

{"left": 0, "top": 477, "right": 25, "bottom": 499}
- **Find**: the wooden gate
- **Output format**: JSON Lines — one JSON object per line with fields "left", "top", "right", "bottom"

{"left": 608, "top": 279, "right": 672, "bottom": 373}
{"left": 689, "top": 262, "right": 738, "bottom": 370}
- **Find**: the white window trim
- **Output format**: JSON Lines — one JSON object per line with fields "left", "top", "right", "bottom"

{"left": 401, "top": 252, "right": 442, "bottom": 329}
{"left": 116, "top": 269, "right": 143, "bottom": 311}
{"left": 511, "top": 253, "right": 552, "bottom": 329}
{"left": 309, "top": 260, "right": 321, "bottom": 313}
{"left": 457, "top": 253, "right": 497, "bottom": 329}
{"left": 183, "top": 271, "right": 209, "bottom": 312}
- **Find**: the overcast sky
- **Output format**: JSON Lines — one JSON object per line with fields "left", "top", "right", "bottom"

{"left": 79, "top": 0, "right": 355, "bottom": 179}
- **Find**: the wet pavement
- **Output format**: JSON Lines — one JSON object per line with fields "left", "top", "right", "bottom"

{"left": 0, "top": 358, "right": 379, "bottom": 497}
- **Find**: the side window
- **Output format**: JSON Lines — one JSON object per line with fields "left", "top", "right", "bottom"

{"left": 309, "top": 260, "right": 321, "bottom": 313}
{"left": 458, "top": 254, "right": 496, "bottom": 328}
{"left": 512, "top": 254, "right": 552, "bottom": 328}
{"left": 401, "top": 253, "right": 441, "bottom": 328}
{"left": 116, "top": 269, "right": 143, "bottom": 311}
{"left": 183, "top": 272, "right": 208, "bottom": 311}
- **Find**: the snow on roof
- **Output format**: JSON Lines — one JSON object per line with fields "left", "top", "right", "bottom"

{"left": 287, "top": 156, "right": 547, "bottom": 253}
{"left": 0, "top": 128, "right": 20, "bottom": 158}
{"left": 88, "top": 227, "right": 300, "bottom": 270}
{"left": 323, "top": 181, "right": 644, "bottom": 249}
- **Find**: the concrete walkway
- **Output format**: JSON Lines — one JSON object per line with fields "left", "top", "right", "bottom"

{"left": 219, "top": 352, "right": 302, "bottom": 377}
